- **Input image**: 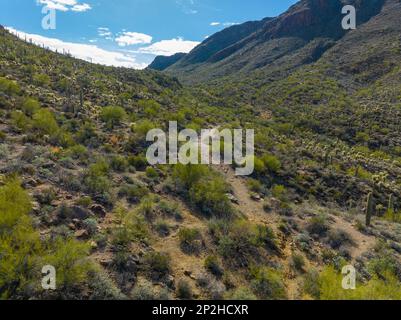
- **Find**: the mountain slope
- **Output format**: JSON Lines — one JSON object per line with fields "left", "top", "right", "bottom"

{"left": 164, "top": 0, "right": 386, "bottom": 83}
{"left": 147, "top": 52, "right": 187, "bottom": 71}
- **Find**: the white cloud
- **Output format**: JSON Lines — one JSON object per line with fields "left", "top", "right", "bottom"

{"left": 37, "top": 0, "right": 91, "bottom": 12}
{"left": 115, "top": 31, "right": 153, "bottom": 47}
{"left": 210, "top": 21, "right": 239, "bottom": 27}
{"left": 71, "top": 3, "right": 91, "bottom": 12}
{"left": 6, "top": 27, "right": 147, "bottom": 69}
{"left": 98, "top": 27, "right": 112, "bottom": 38}
{"left": 139, "top": 37, "right": 200, "bottom": 56}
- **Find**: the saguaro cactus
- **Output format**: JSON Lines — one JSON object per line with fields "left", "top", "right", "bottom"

{"left": 366, "top": 192, "right": 374, "bottom": 227}
{"left": 387, "top": 194, "right": 394, "bottom": 213}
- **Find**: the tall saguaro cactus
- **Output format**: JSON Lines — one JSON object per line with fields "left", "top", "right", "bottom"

{"left": 388, "top": 194, "right": 394, "bottom": 213}
{"left": 366, "top": 192, "right": 374, "bottom": 227}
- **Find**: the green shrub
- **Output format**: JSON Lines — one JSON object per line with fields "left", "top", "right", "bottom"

{"left": 131, "top": 279, "right": 164, "bottom": 300}
{"left": 250, "top": 267, "right": 287, "bottom": 300}
{"left": 178, "top": 227, "right": 202, "bottom": 253}
{"left": 83, "top": 159, "right": 111, "bottom": 195}
{"left": 144, "top": 252, "right": 171, "bottom": 278}
{"left": 11, "top": 111, "right": 32, "bottom": 132}
{"left": 217, "top": 220, "right": 275, "bottom": 267}
{"left": 21, "top": 98, "right": 40, "bottom": 117}
{"left": 128, "top": 155, "right": 148, "bottom": 171}
{"left": 65, "top": 145, "right": 88, "bottom": 160}
{"left": 118, "top": 184, "right": 149, "bottom": 203}
{"left": 290, "top": 253, "right": 305, "bottom": 272}
{"left": 271, "top": 185, "right": 287, "bottom": 201}
{"left": 145, "top": 166, "right": 159, "bottom": 179}
{"left": 100, "top": 106, "right": 126, "bottom": 129}
{"left": 204, "top": 255, "right": 223, "bottom": 277}
{"left": 112, "top": 206, "right": 149, "bottom": 246}
{"left": 247, "top": 179, "right": 263, "bottom": 193}
{"left": 176, "top": 279, "right": 192, "bottom": 300}
{"left": 33, "top": 109, "right": 59, "bottom": 136}
{"left": 316, "top": 266, "right": 401, "bottom": 300}
{"left": 0, "top": 77, "right": 21, "bottom": 95}
{"left": 45, "top": 238, "right": 92, "bottom": 288}
{"left": 33, "top": 73, "right": 51, "bottom": 87}
{"left": 0, "top": 178, "right": 91, "bottom": 298}
{"left": 307, "top": 214, "right": 329, "bottom": 237}
{"left": 226, "top": 287, "right": 257, "bottom": 300}
{"left": 261, "top": 154, "right": 281, "bottom": 173}
{"left": 110, "top": 155, "right": 128, "bottom": 172}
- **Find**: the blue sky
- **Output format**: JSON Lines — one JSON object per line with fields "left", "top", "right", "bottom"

{"left": 0, "top": 0, "right": 298, "bottom": 68}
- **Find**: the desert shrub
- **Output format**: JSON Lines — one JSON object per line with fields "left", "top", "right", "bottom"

{"left": 178, "top": 227, "right": 202, "bottom": 253}
{"left": 36, "top": 188, "right": 56, "bottom": 205}
{"left": 33, "top": 73, "right": 50, "bottom": 87}
{"left": 75, "top": 196, "right": 92, "bottom": 207}
{"left": 158, "top": 200, "right": 182, "bottom": 220}
{"left": 110, "top": 155, "right": 128, "bottom": 172}
{"left": 83, "top": 218, "right": 98, "bottom": 235}
{"left": 227, "top": 287, "right": 257, "bottom": 300}
{"left": 145, "top": 166, "right": 159, "bottom": 179}
{"left": 172, "top": 163, "right": 208, "bottom": 190}
{"left": 302, "top": 269, "right": 320, "bottom": 299}
{"left": 139, "top": 99, "right": 161, "bottom": 117}
{"left": 247, "top": 178, "right": 263, "bottom": 193}
{"left": 0, "top": 77, "right": 21, "bottom": 95}
{"left": 271, "top": 185, "right": 287, "bottom": 201}
{"left": 128, "top": 154, "right": 148, "bottom": 171}
{"left": 83, "top": 159, "right": 111, "bottom": 195}
{"left": 21, "top": 98, "right": 40, "bottom": 117}
{"left": 250, "top": 267, "right": 287, "bottom": 300}
{"left": 316, "top": 266, "right": 401, "bottom": 300}
{"left": 176, "top": 279, "right": 192, "bottom": 300}
{"left": 65, "top": 144, "right": 88, "bottom": 160}
{"left": 111, "top": 206, "right": 149, "bottom": 247}
{"left": 204, "top": 255, "right": 223, "bottom": 277}
{"left": 131, "top": 279, "right": 161, "bottom": 300}
{"left": 368, "top": 249, "right": 400, "bottom": 280}
{"left": 154, "top": 219, "right": 170, "bottom": 237}
{"left": 144, "top": 252, "right": 171, "bottom": 278}
{"left": 11, "top": 111, "right": 31, "bottom": 132}
{"left": 173, "top": 164, "right": 233, "bottom": 217}
{"left": 100, "top": 106, "right": 126, "bottom": 129}
{"left": 118, "top": 183, "right": 149, "bottom": 203}
{"left": 45, "top": 237, "right": 92, "bottom": 289}
{"left": 0, "top": 178, "right": 91, "bottom": 298}
{"left": 136, "top": 196, "right": 157, "bottom": 220}
{"left": 290, "top": 253, "right": 305, "bottom": 272}
{"left": 217, "top": 220, "right": 276, "bottom": 268}
{"left": 131, "top": 119, "right": 157, "bottom": 139}
{"left": 89, "top": 271, "right": 125, "bottom": 300}
{"left": 261, "top": 154, "right": 281, "bottom": 173}
{"left": 32, "top": 109, "right": 59, "bottom": 136}
{"left": 327, "top": 229, "right": 354, "bottom": 249}
{"left": 253, "top": 156, "right": 266, "bottom": 175}
{"left": 306, "top": 214, "right": 329, "bottom": 237}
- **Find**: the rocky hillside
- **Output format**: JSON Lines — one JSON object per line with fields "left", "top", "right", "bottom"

{"left": 163, "top": 0, "right": 387, "bottom": 83}
{"left": 1, "top": 0, "right": 401, "bottom": 301}
{"left": 147, "top": 53, "right": 187, "bottom": 71}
